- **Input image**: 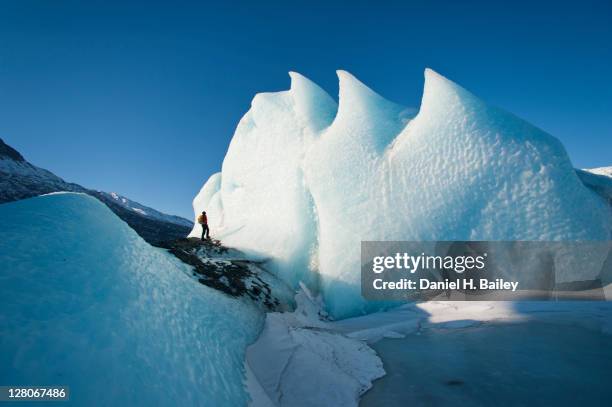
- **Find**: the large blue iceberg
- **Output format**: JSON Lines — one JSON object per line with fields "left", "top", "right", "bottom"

{"left": 190, "top": 69, "right": 611, "bottom": 318}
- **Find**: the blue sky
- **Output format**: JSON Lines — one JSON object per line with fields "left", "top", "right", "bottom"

{"left": 1, "top": 0, "right": 610, "bottom": 219}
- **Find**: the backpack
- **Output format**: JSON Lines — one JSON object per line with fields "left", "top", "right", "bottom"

{"left": 197, "top": 214, "right": 207, "bottom": 225}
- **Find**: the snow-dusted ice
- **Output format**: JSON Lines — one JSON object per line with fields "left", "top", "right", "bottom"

{"left": 245, "top": 285, "right": 385, "bottom": 407}
{"left": 190, "top": 69, "right": 611, "bottom": 318}
{"left": 0, "top": 193, "right": 262, "bottom": 406}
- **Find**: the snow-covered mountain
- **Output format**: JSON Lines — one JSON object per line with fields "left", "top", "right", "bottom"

{"left": 585, "top": 166, "right": 612, "bottom": 178}
{"left": 191, "top": 69, "right": 612, "bottom": 318}
{"left": 96, "top": 190, "right": 192, "bottom": 228}
{"left": 0, "top": 138, "right": 192, "bottom": 244}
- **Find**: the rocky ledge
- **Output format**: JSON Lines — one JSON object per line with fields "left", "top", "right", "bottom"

{"left": 157, "top": 237, "right": 294, "bottom": 311}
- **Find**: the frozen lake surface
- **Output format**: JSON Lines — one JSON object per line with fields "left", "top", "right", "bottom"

{"left": 361, "top": 321, "right": 612, "bottom": 406}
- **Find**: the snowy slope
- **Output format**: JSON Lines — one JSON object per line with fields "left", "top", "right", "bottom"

{"left": 0, "top": 193, "right": 262, "bottom": 406}
{"left": 0, "top": 138, "right": 192, "bottom": 244}
{"left": 191, "top": 69, "right": 611, "bottom": 318}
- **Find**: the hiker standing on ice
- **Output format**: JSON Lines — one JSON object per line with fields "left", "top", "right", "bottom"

{"left": 198, "top": 211, "right": 209, "bottom": 240}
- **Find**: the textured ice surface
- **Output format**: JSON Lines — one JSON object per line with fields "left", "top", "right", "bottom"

{"left": 192, "top": 69, "right": 611, "bottom": 319}
{"left": 0, "top": 193, "right": 262, "bottom": 406}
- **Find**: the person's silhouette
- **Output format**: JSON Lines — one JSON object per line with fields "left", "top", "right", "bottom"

{"left": 197, "top": 211, "right": 209, "bottom": 240}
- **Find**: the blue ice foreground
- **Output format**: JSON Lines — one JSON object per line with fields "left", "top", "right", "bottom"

{"left": 0, "top": 193, "right": 262, "bottom": 406}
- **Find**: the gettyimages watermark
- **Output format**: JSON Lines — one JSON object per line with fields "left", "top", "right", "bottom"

{"left": 361, "top": 241, "right": 612, "bottom": 301}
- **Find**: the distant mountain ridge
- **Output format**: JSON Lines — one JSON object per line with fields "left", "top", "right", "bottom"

{"left": 96, "top": 191, "right": 192, "bottom": 228}
{"left": 0, "top": 138, "right": 192, "bottom": 244}
{"left": 0, "top": 139, "right": 25, "bottom": 161}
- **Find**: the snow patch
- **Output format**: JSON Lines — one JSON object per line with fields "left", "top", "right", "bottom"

{"left": 246, "top": 286, "right": 384, "bottom": 407}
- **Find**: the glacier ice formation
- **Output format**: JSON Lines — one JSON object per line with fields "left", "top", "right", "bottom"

{"left": 0, "top": 193, "right": 262, "bottom": 406}
{"left": 190, "top": 69, "right": 612, "bottom": 319}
